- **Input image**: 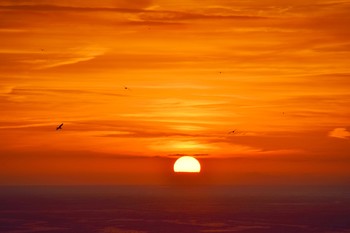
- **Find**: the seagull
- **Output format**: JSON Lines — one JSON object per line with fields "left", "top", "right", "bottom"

{"left": 56, "top": 123, "right": 63, "bottom": 130}
{"left": 228, "top": 129, "right": 236, "bottom": 134}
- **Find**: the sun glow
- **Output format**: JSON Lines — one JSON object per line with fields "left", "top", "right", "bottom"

{"left": 173, "top": 156, "right": 201, "bottom": 173}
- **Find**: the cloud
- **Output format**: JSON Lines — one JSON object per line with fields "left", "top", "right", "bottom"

{"left": 0, "top": 47, "right": 107, "bottom": 71}
{"left": 329, "top": 128, "right": 350, "bottom": 139}
{"left": 8, "top": 88, "right": 126, "bottom": 97}
{"left": 36, "top": 47, "right": 107, "bottom": 69}
{"left": 0, "top": 122, "right": 54, "bottom": 130}
{"left": 0, "top": 0, "right": 153, "bottom": 9}
{"left": 0, "top": 4, "right": 268, "bottom": 27}
{"left": 137, "top": 11, "right": 267, "bottom": 22}
{"left": 0, "top": 4, "right": 148, "bottom": 13}
{"left": 168, "top": 153, "right": 209, "bottom": 157}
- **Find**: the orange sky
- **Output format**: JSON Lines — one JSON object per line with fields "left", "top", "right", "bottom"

{"left": 0, "top": 0, "right": 349, "bottom": 185}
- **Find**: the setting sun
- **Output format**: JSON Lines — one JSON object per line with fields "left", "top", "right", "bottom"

{"left": 173, "top": 156, "right": 201, "bottom": 173}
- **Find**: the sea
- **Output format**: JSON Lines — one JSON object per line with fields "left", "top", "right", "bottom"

{"left": 1, "top": 186, "right": 349, "bottom": 233}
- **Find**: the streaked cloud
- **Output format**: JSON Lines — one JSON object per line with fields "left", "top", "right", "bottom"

{"left": 0, "top": 0, "right": 153, "bottom": 9}
{"left": 329, "top": 128, "right": 350, "bottom": 139}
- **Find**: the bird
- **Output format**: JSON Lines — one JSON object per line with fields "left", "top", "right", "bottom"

{"left": 56, "top": 123, "right": 63, "bottom": 130}
{"left": 228, "top": 129, "right": 236, "bottom": 134}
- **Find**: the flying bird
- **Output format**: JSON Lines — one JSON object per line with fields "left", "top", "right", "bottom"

{"left": 124, "top": 86, "right": 132, "bottom": 91}
{"left": 56, "top": 123, "right": 63, "bottom": 130}
{"left": 228, "top": 130, "right": 236, "bottom": 134}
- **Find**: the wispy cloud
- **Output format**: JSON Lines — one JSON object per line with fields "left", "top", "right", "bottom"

{"left": 329, "top": 128, "right": 350, "bottom": 139}
{"left": 33, "top": 47, "right": 107, "bottom": 69}
{"left": 0, "top": 47, "right": 107, "bottom": 70}
{"left": 0, "top": 122, "right": 54, "bottom": 130}
{"left": 0, "top": 0, "right": 153, "bottom": 9}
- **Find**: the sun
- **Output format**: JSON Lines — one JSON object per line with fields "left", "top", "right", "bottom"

{"left": 173, "top": 156, "right": 201, "bottom": 173}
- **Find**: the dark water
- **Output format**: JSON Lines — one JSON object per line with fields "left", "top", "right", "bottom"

{"left": 1, "top": 186, "right": 350, "bottom": 233}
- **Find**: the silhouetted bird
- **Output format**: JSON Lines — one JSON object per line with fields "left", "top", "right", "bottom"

{"left": 56, "top": 123, "right": 63, "bottom": 130}
{"left": 228, "top": 130, "right": 236, "bottom": 134}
